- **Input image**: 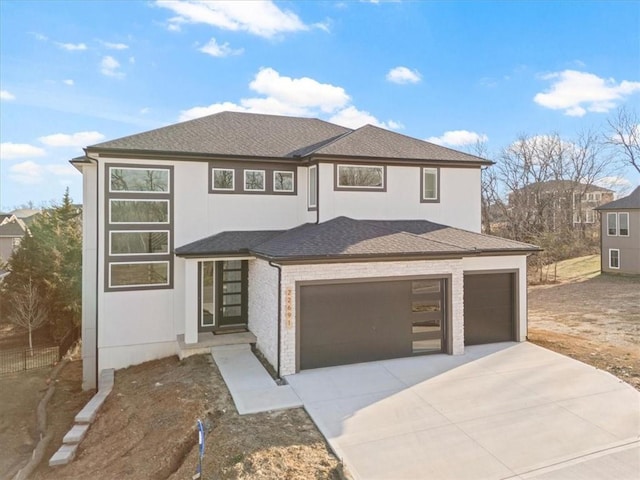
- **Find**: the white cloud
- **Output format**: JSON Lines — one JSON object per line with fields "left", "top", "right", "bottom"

{"left": 101, "top": 41, "right": 129, "bottom": 50}
{"left": 179, "top": 68, "right": 399, "bottom": 130}
{"left": 0, "top": 143, "right": 46, "bottom": 159}
{"left": 156, "top": 0, "right": 309, "bottom": 38}
{"left": 386, "top": 66, "right": 421, "bottom": 85}
{"left": 595, "top": 176, "right": 633, "bottom": 194}
{"left": 0, "top": 90, "right": 15, "bottom": 100}
{"left": 57, "top": 42, "right": 88, "bottom": 51}
{"left": 8, "top": 161, "right": 78, "bottom": 185}
{"left": 534, "top": 70, "right": 640, "bottom": 116}
{"left": 199, "top": 38, "right": 243, "bottom": 57}
{"left": 129, "top": 56, "right": 136, "bottom": 64}
{"left": 426, "top": 130, "right": 489, "bottom": 147}
{"left": 38, "top": 131, "right": 105, "bottom": 148}
{"left": 329, "top": 106, "right": 399, "bottom": 130}
{"left": 30, "top": 32, "right": 48, "bottom": 41}
{"left": 100, "top": 56, "right": 124, "bottom": 78}
{"left": 63, "top": 79, "right": 74, "bottom": 86}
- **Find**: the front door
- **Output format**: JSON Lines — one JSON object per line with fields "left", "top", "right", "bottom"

{"left": 198, "top": 260, "right": 248, "bottom": 332}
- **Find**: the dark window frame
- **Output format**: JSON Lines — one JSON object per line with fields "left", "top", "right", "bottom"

{"left": 208, "top": 161, "right": 296, "bottom": 196}
{"left": 420, "top": 167, "right": 440, "bottom": 203}
{"left": 334, "top": 164, "right": 387, "bottom": 192}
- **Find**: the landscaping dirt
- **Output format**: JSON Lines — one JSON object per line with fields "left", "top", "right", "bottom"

{"left": 32, "top": 354, "right": 342, "bottom": 480}
{"left": 528, "top": 268, "right": 640, "bottom": 390}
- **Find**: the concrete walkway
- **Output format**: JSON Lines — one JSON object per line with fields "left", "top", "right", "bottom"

{"left": 286, "top": 342, "right": 640, "bottom": 480}
{"left": 211, "top": 344, "right": 302, "bottom": 415}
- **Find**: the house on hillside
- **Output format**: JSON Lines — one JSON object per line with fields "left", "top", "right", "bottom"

{"left": 507, "top": 180, "right": 614, "bottom": 232}
{"left": 0, "top": 214, "right": 29, "bottom": 263}
{"left": 594, "top": 186, "right": 640, "bottom": 275}
{"left": 72, "top": 111, "right": 539, "bottom": 390}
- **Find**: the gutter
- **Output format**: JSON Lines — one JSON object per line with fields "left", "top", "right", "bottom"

{"left": 268, "top": 261, "right": 282, "bottom": 379}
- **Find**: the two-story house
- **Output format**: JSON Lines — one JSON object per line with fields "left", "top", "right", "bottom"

{"left": 595, "top": 185, "right": 640, "bottom": 275}
{"left": 73, "top": 112, "right": 539, "bottom": 389}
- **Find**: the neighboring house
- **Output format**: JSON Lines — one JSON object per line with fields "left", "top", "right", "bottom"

{"left": 508, "top": 180, "right": 614, "bottom": 232}
{"left": 594, "top": 186, "right": 640, "bottom": 275}
{"left": 72, "top": 111, "right": 539, "bottom": 390}
{"left": 0, "top": 214, "right": 28, "bottom": 263}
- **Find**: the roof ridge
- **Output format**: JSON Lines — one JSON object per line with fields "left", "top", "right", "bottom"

{"left": 301, "top": 129, "right": 356, "bottom": 157}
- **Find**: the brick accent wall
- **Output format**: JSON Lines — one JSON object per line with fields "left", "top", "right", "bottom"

{"left": 279, "top": 259, "right": 465, "bottom": 375}
{"left": 248, "top": 259, "right": 279, "bottom": 369}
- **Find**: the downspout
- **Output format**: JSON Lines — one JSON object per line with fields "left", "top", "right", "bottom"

{"left": 268, "top": 261, "right": 282, "bottom": 379}
{"left": 315, "top": 162, "right": 320, "bottom": 224}
{"left": 94, "top": 156, "right": 100, "bottom": 389}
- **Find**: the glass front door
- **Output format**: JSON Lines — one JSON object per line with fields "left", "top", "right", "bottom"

{"left": 198, "top": 260, "right": 248, "bottom": 332}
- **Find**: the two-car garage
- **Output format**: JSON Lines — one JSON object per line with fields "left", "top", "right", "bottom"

{"left": 297, "top": 272, "right": 517, "bottom": 371}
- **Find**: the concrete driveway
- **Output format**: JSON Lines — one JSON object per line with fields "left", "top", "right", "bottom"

{"left": 285, "top": 342, "right": 640, "bottom": 480}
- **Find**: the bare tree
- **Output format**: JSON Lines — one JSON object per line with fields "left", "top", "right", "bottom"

{"left": 607, "top": 107, "right": 640, "bottom": 174}
{"left": 8, "top": 278, "right": 49, "bottom": 352}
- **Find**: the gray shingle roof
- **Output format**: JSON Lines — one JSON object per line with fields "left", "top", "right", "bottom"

{"left": 0, "top": 220, "right": 27, "bottom": 237}
{"left": 86, "top": 111, "right": 489, "bottom": 164}
{"left": 175, "top": 230, "right": 284, "bottom": 256}
{"left": 89, "top": 111, "right": 351, "bottom": 158}
{"left": 175, "top": 217, "right": 539, "bottom": 261}
{"left": 595, "top": 186, "right": 640, "bottom": 210}
{"left": 313, "top": 125, "right": 489, "bottom": 163}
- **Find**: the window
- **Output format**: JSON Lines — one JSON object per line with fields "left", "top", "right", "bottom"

{"left": 607, "top": 212, "right": 617, "bottom": 236}
{"left": 308, "top": 165, "right": 317, "bottom": 209}
{"left": 110, "top": 262, "right": 170, "bottom": 288}
{"left": 110, "top": 200, "right": 169, "bottom": 224}
{"left": 110, "top": 231, "right": 170, "bottom": 255}
{"left": 585, "top": 209, "right": 595, "bottom": 224}
{"left": 244, "top": 170, "right": 265, "bottom": 191}
{"left": 212, "top": 168, "right": 234, "bottom": 191}
{"left": 274, "top": 171, "right": 294, "bottom": 192}
{"left": 609, "top": 249, "right": 620, "bottom": 269}
{"left": 105, "top": 164, "right": 173, "bottom": 291}
{"left": 110, "top": 167, "right": 169, "bottom": 193}
{"left": 421, "top": 168, "right": 439, "bottom": 202}
{"left": 619, "top": 212, "right": 629, "bottom": 236}
{"left": 608, "top": 212, "right": 629, "bottom": 236}
{"left": 336, "top": 165, "right": 384, "bottom": 189}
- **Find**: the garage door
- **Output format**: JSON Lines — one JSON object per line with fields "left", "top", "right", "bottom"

{"left": 463, "top": 273, "right": 515, "bottom": 345}
{"left": 299, "top": 279, "right": 446, "bottom": 370}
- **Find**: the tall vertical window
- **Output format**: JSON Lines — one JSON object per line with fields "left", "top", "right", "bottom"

{"left": 609, "top": 249, "right": 620, "bottom": 269}
{"left": 106, "top": 165, "right": 173, "bottom": 290}
{"left": 607, "top": 212, "right": 617, "bottom": 236}
{"left": 421, "top": 168, "right": 439, "bottom": 202}
{"left": 308, "top": 165, "right": 317, "bottom": 209}
{"left": 619, "top": 212, "right": 629, "bottom": 236}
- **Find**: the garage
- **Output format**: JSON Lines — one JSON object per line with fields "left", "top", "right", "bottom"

{"left": 463, "top": 272, "right": 515, "bottom": 345}
{"left": 299, "top": 278, "right": 446, "bottom": 370}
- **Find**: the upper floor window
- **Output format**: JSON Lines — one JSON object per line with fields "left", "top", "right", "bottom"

{"left": 308, "top": 165, "right": 317, "bottom": 209}
{"left": 607, "top": 212, "right": 629, "bottom": 236}
{"left": 244, "top": 170, "right": 265, "bottom": 191}
{"left": 421, "top": 168, "right": 439, "bottom": 202}
{"left": 110, "top": 199, "right": 169, "bottom": 224}
{"left": 274, "top": 171, "right": 294, "bottom": 192}
{"left": 212, "top": 168, "right": 234, "bottom": 191}
{"left": 110, "top": 167, "right": 169, "bottom": 193}
{"left": 336, "top": 165, "right": 385, "bottom": 190}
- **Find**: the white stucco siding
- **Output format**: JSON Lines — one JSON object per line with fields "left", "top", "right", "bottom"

{"left": 462, "top": 255, "right": 529, "bottom": 341}
{"left": 279, "top": 259, "right": 466, "bottom": 376}
{"left": 248, "top": 259, "right": 279, "bottom": 369}
{"left": 318, "top": 163, "right": 481, "bottom": 232}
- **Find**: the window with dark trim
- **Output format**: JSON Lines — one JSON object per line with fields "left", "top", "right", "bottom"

{"left": 421, "top": 168, "right": 439, "bottom": 202}
{"left": 308, "top": 165, "right": 317, "bottom": 209}
{"left": 106, "top": 164, "right": 173, "bottom": 291}
{"left": 609, "top": 249, "right": 620, "bottom": 269}
{"left": 336, "top": 164, "right": 385, "bottom": 190}
{"left": 208, "top": 162, "right": 296, "bottom": 195}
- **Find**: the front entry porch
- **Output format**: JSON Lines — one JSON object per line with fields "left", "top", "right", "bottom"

{"left": 176, "top": 331, "right": 257, "bottom": 359}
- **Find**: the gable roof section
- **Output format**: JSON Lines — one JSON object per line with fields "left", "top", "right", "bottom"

{"left": 311, "top": 124, "right": 490, "bottom": 164}
{"left": 595, "top": 186, "right": 640, "bottom": 210}
{"left": 85, "top": 111, "right": 489, "bottom": 165}
{"left": 0, "top": 219, "right": 27, "bottom": 237}
{"left": 88, "top": 111, "right": 351, "bottom": 158}
{"left": 176, "top": 216, "right": 539, "bottom": 261}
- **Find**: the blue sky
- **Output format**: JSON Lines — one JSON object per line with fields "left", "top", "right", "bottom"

{"left": 1, "top": 0, "right": 639, "bottom": 211}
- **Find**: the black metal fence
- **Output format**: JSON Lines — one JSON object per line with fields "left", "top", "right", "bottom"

{"left": 0, "top": 327, "right": 80, "bottom": 375}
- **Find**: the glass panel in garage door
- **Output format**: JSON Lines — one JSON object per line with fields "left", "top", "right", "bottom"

{"left": 411, "top": 279, "right": 445, "bottom": 353}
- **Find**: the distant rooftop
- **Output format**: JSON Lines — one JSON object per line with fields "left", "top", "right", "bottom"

{"left": 595, "top": 185, "right": 640, "bottom": 210}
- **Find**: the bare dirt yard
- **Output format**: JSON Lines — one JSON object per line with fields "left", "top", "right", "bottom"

{"left": 528, "top": 255, "right": 640, "bottom": 390}
{"left": 31, "top": 354, "right": 342, "bottom": 480}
